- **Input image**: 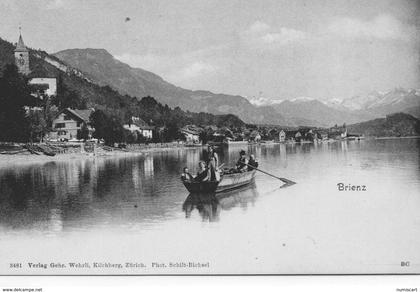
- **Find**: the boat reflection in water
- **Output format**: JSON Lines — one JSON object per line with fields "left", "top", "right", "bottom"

{"left": 182, "top": 184, "right": 259, "bottom": 222}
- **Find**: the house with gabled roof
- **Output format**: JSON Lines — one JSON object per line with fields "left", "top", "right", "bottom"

{"left": 279, "top": 130, "right": 286, "bottom": 142}
{"left": 123, "top": 116, "right": 154, "bottom": 139}
{"left": 50, "top": 108, "right": 94, "bottom": 141}
{"left": 181, "top": 126, "right": 201, "bottom": 143}
{"left": 249, "top": 130, "right": 261, "bottom": 142}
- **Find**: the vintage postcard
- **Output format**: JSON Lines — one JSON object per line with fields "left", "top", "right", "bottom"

{"left": 0, "top": 0, "right": 419, "bottom": 276}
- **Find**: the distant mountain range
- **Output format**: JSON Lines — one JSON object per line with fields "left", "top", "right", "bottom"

{"left": 54, "top": 48, "right": 420, "bottom": 127}
{"left": 329, "top": 88, "right": 420, "bottom": 117}
{"left": 252, "top": 89, "right": 420, "bottom": 127}
{"left": 259, "top": 98, "right": 373, "bottom": 127}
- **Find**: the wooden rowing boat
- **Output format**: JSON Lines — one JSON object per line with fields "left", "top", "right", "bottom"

{"left": 37, "top": 145, "right": 57, "bottom": 156}
{"left": 182, "top": 169, "right": 256, "bottom": 193}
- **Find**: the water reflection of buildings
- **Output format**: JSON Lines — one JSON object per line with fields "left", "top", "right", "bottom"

{"left": 340, "top": 140, "right": 349, "bottom": 153}
{"left": 144, "top": 155, "right": 154, "bottom": 177}
{"left": 40, "top": 158, "right": 104, "bottom": 201}
{"left": 260, "top": 144, "right": 280, "bottom": 158}
{"left": 185, "top": 149, "right": 201, "bottom": 170}
{"left": 131, "top": 155, "right": 155, "bottom": 193}
{"left": 132, "top": 162, "right": 142, "bottom": 194}
{"left": 0, "top": 157, "right": 109, "bottom": 233}
{"left": 182, "top": 186, "right": 259, "bottom": 222}
{"left": 279, "top": 144, "right": 287, "bottom": 165}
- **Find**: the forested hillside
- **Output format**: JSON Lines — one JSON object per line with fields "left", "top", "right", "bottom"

{"left": 0, "top": 37, "right": 245, "bottom": 143}
{"left": 347, "top": 113, "right": 420, "bottom": 137}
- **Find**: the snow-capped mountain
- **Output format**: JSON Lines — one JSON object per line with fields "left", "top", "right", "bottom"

{"left": 248, "top": 96, "right": 284, "bottom": 106}
{"left": 340, "top": 91, "right": 383, "bottom": 110}
{"left": 261, "top": 99, "right": 374, "bottom": 127}
{"left": 252, "top": 88, "right": 420, "bottom": 127}
{"left": 366, "top": 88, "right": 419, "bottom": 109}
{"left": 250, "top": 88, "right": 419, "bottom": 112}
{"left": 323, "top": 98, "right": 348, "bottom": 111}
{"left": 289, "top": 96, "right": 316, "bottom": 103}
{"left": 329, "top": 88, "right": 420, "bottom": 112}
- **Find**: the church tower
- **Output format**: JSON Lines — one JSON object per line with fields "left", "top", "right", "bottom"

{"left": 14, "top": 31, "right": 30, "bottom": 75}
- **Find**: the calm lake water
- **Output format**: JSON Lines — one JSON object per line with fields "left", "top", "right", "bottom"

{"left": 0, "top": 139, "right": 419, "bottom": 274}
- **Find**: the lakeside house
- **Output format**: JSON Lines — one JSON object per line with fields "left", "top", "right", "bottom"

{"left": 181, "top": 127, "right": 201, "bottom": 143}
{"left": 249, "top": 130, "right": 261, "bottom": 142}
{"left": 123, "top": 116, "right": 154, "bottom": 139}
{"left": 29, "top": 77, "right": 57, "bottom": 97}
{"left": 294, "top": 131, "right": 302, "bottom": 142}
{"left": 205, "top": 125, "right": 219, "bottom": 133}
{"left": 51, "top": 108, "right": 94, "bottom": 141}
{"left": 304, "top": 129, "right": 315, "bottom": 142}
{"left": 279, "top": 130, "right": 286, "bottom": 142}
{"left": 318, "top": 131, "right": 329, "bottom": 141}
{"left": 328, "top": 124, "right": 348, "bottom": 139}
{"left": 329, "top": 130, "right": 344, "bottom": 139}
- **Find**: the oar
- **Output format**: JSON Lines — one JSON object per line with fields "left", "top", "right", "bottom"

{"left": 246, "top": 163, "right": 296, "bottom": 185}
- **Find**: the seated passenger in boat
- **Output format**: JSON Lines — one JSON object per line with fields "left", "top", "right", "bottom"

{"left": 235, "top": 150, "right": 248, "bottom": 172}
{"left": 181, "top": 167, "right": 194, "bottom": 182}
{"left": 248, "top": 154, "right": 258, "bottom": 170}
{"left": 195, "top": 161, "right": 210, "bottom": 182}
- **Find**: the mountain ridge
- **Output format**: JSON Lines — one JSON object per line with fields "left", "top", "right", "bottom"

{"left": 252, "top": 88, "right": 420, "bottom": 127}
{"left": 54, "top": 48, "right": 419, "bottom": 127}
{"left": 260, "top": 99, "right": 375, "bottom": 127}
{"left": 54, "top": 48, "right": 287, "bottom": 125}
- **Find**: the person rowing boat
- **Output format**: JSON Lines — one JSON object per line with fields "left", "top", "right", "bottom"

{"left": 235, "top": 149, "right": 248, "bottom": 172}
{"left": 181, "top": 149, "right": 295, "bottom": 193}
{"left": 248, "top": 154, "right": 258, "bottom": 169}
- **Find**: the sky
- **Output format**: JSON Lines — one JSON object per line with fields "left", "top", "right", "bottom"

{"left": 0, "top": 0, "right": 419, "bottom": 102}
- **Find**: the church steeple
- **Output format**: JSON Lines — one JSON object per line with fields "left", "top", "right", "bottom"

{"left": 15, "top": 34, "right": 28, "bottom": 52}
{"left": 14, "top": 28, "right": 30, "bottom": 75}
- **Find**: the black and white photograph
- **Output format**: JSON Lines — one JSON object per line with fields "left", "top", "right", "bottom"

{"left": 0, "top": 0, "right": 419, "bottom": 281}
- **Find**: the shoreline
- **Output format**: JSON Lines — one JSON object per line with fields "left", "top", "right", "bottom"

{"left": 1, "top": 136, "right": 419, "bottom": 169}
{"left": 0, "top": 145, "right": 204, "bottom": 169}
{"left": 373, "top": 136, "right": 420, "bottom": 140}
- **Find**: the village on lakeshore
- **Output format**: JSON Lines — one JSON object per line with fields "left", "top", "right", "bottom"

{"left": 0, "top": 32, "right": 417, "bottom": 158}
